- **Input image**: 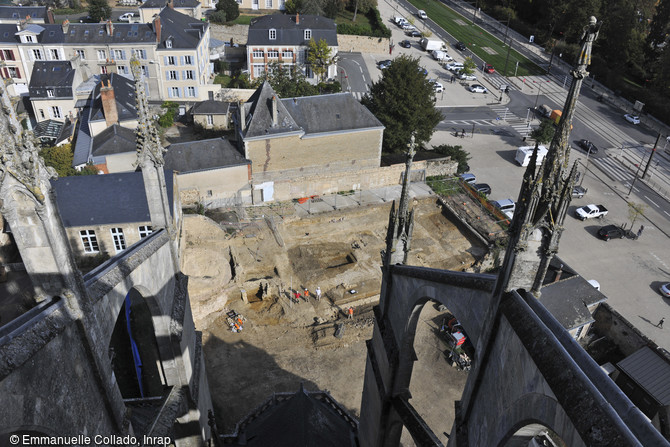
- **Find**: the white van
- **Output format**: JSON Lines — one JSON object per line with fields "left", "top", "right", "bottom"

{"left": 417, "top": 10, "right": 427, "bottom": 19}
{"left": 515, "top": 145, "right": 548, "bottom": 167}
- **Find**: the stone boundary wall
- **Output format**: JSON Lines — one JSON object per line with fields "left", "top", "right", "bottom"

{"left": 260, "top": 157, "right": 456, "bottom": 201}
{"left": 210, "top": 23, "right": 249, "bottom": 45}
{"left": 337, "top": 34, "right": 390, "bottom": 54}
{"left": 591, "top": 303, "right": 662, "bottom": 357}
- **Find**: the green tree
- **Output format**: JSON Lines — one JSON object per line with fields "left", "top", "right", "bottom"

{"left": 361, "top": 55, "right": 442, "bottom": 153}
{"left": 255, "top": 62, "right": 318, "bottom": 97}
{"left": 216, "top": 0, "right": 239, "bottom": 21}
{"left": 87, "top": 0, "right": 111, "bottom": 22}
{"left": 40, "top": 144, "right": 76, "bottom": 177}
{"left": 627, "top": 202, "right": 646, "bottom": 228}
{"left": 461, "top": 56, "right": 477, "bottom": 75}
{"left": 307, "top": 38, "right": 334, "bottom": 83}
{"left": 433, "top": 144, "right": 470, "bottom": 173}
{"left": 350, "top": 0, "right": 376, "bottom": 21}
{"left": 530, "top": 119, "right": 555, "bottom": 144}
{"left": 208, "top": 10, "right": 227, "bottom": 24}
{"left": 284, "top": 0, "right": 304, "bottom": 14}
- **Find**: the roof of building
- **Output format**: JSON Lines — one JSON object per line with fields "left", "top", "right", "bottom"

{"left": 192, "top": 100, "right": 230, "bottom": 115}
{"left": 89, "top": 73, "right": 137, "bottom": 123}
{"left": 33, "top": 119, "right": 74, "bottom": 146}
{"left": 72, "top": 107, "right": 93, "bottom": 167}
{"left": 62, "top": 22, "right": 157, "bottom": 45}
{"left": 28, "top": 61, "right": 76, "bottom": 96}
{"left": 0, "top": 6, "right": 48, "bottom": 21}
{"left": 242, "top": 82, "right": 301, "bottom": 139}
{"left": 247, "top": 14, "right": 337, "bottom": 46}
{"left": 281, "top": 93, "right": 384, "bottom": 135}
{"left": 164, "top": 137, "right": 249, "bottom": 173}
{"left": 141, "top": 0, "right": 200, "bottom": 8}
{"left": 92, "top": 124, "right": 137, "bottom": 156}
{"left": 156, "top": 6, "right": 207, "bottom": 49}
{"left": 617, "top": 346, "right": 670, "bottom": 406}
{"left": 538, "top": 259, "right": 607, "bottom": 331}
{"left": 224, "top": 385, "right": 358, "bottom": 446}
{"left": 51, "top": 170, "right": 174, "bottom": 227}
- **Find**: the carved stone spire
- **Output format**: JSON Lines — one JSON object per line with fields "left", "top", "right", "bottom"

{"left": 498, "top": 17, "right": 600, "bottom": 297}
{"left": 382, "top": 134, "right": 416, "bottom": 267}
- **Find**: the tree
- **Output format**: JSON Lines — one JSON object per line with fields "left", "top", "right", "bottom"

{"left": 88, "top": 0, "right": 111, "bottom": 22}
{"left": 361, "top": 55, "right": 442, "bottom": 153}
{"left": 284, "top": 0, "right": 304, "bottom": 14}
{"left": 433, "top": 144, "right": 471, "bottom": 173}
{"left": 530, "top": 119, "right": 555, "bottom": 144}
{"left": 255, "top": 62, "right": 318, "bottom": 97}
{"left": 216, "top": 0, "right": 239, "bottom": 21}
{"left": 461, "top": 56, "right": 477, "bottom": 75}
{"left": 627, "top": 202, "right": 646, "bottom": 228}
{"left": 307, "top": 38, "right": 334, "bottom": 83}
{"left": 208, "top": 10, "right": 227, "bottom": 24}
{"left": 351, "top": 0, "right": 376, "bottom": 21}
{"left": 40, "top": 144, "right": 76, "bottom": 177}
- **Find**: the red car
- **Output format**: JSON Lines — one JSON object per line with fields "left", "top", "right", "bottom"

{"left": 484, "top": 64, "right": 495, "bottom": 73}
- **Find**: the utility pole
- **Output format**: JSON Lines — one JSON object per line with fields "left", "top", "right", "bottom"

{"left": 503, "top": 39, "right": 513, "bottom": 76}
{"left": 642, "top": 134, "right": 661, "bottom": 179}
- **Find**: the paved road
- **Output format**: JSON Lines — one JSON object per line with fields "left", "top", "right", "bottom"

{"left": 337, "top": 53, "right": 371, "bottom": 100}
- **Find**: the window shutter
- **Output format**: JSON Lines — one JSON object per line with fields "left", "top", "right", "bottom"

{"left": 121, "top": 50, "right": 126, "bottom": 60}
{"left": 180, "top": 56, "right": 184, "bottom": 65}
{"left": 2, "top": 68, "right": 8, "bottom": 78}
{"left": 194, "top": 86, "right": 198, "bottom": 98}
{"left": 179, "top": 87, "right": 183, "bottom": 97}
{"left": 164, "top": 56, "right": 168, "bottom": 64}
{"left": 0, "top": 51, "right": 4, "bottom": 61}
{"left": 168, "top": 88, "right": 173, "bottom": 98}
{"left": 166, "top": 71, "right": 170, "bottom": 80}
{"left": 182, "top": 70, "right": 185, "bottom": 79}
{"left": 15, "top": 67, "right": 20, "bottom": 79}
{"left": 9, "top": 50, "right": 14, "bottom": 60}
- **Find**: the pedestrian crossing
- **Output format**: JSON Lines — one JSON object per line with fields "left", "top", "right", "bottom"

{"left": 442, "top": 119, "right": 495, "bottom": 127}
{"left": 590, "top": 156, "right": 633, "bottom": 183}
{"left": 490, "top": 106, "right": 534, "bottom": 137}
{"left": 350, "top": 91, "right": 366, "bottom": 100}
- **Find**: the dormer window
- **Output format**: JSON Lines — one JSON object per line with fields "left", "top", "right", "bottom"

{"left": 304, "top": 29, "right": 311, "bottom": 40}
{"left": 24, "top": 35, "right": 34, "bottom": 43}
{"left": 166, "top": 38, "right": 173, "bottom": 48}
{"left": 46, "top": 89, "right": 54, "bottom": 97}
{"left": 269, "top": 28, "right": 276, "bottom": 40}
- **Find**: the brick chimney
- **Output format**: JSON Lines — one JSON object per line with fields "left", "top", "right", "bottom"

{"left": 47, "top": 7, "right": 55, "bottom": 24}
{"left": 106, "top": 20, "right": 113, "bottom": 36}
{"left": 239, "top": 102, "right": 246, "bottom": 131}
{"left": 554, "top": 264, "right": 564, "bottom": 283}
{"left": 62, "top": 19, "right": 69, "bottom": 34}
{"left": 153, "top": 16, "right": 162, "bottom": 43}
{"left": 271, "top": 95, "right": 278, "bottom": 127}
{"left": 296, "top": 13, "right": 299, "bottom": 25}
{"left": 100, "top": 75, "right": 119, "bottom": 127}
{"left": 167, "top": 0, "right": 174, "bottom": 8}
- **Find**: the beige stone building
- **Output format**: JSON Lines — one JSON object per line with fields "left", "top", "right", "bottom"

{"left": 139, "top": 0, "right": 204, "bottom": 22}
{"left": 192, "top": 99, "right": 231, "bottom": 129}
{"left": 29, "top": 61, "right": 82, "bottom": 123}
{"left": 235, "top": 82, "right": 384, "bottom": 202}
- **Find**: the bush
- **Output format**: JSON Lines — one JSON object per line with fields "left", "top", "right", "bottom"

{"left": 158, "top": 101, "right": 179, "bottom": 128}
{"left": 208, "top": 10, "right": 227, "bottom": 24}
{"left": 337, "top": 7, "right": 390, "bottom": 37}
{"left": 318, "top": 81, "right": 342, "bottom": 93}
{"left": 216, "top": 0, "right": 239, "bottom": 21}
{"left": 432, "top": 144, "right": 471, "bottom": 173}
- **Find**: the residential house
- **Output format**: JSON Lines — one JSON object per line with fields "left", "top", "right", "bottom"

{"left": 50, "top": 170, "right": 179, "bottom": 259}
{"left": 192, "top": 99, "right": 231, "bottom": 129}
{"left": 139, "top": 0, "right": 203, "bottom": 22}
{"left": 237, "top": 0, "right": 286, "bottom": 13}
{"left": 164, "top": 137, "right": 252, "bottom": 206}
{"left": 29, "top": 61, "right": 81, "bottom": 123}
{"left": 235, "top": 82, "right": 384, "bottom": 202}
{"left": 0, "top": 7, "right": 213, "bottom": 102}
{"left": 246, "top": 14, "right": 338, "bottom": 83}
{"left": 0, "top": 6, "right": 53, "bottom": 24}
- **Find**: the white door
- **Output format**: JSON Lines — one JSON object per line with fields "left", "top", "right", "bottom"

{"left": 252, "top": 0, "right": 259, "bottom": 9}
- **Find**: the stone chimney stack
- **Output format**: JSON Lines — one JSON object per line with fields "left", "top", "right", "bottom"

{"left": 62, "top": 19, "right": 69, "bottom": 34}
{"left": 168, "top": 0, "right": 174, "bottom": 8}
{"left": 296, "top": 13, "right": 299, "bottom": 24}
{"left": 271, "top": 95, "right": 278, "bottom": 127}
{"left": 100, "top": 75, "right": 119, "bottom": 127}
{"left": 106, "top": 20, "right": 113, "bottom": 36}
{"left": 154, "top": 16, "right": 162, "bottom": 43}
{"left": 554, "top": 264, "right": 564, "bottom": 282}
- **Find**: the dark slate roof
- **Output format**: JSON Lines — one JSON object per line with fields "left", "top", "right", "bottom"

{"left": 141, "top": 0, "right": 200, "bottom": 8}
{"left": 51, "top": 170, "right": 174, "bottom": 227}
{"left": 92, "top": 124, "right": 137, "bottom": 156}
{"left": 62, "top": 22, "right": 157, "bottom": 45}
{"left": 247, "top": 14, "right": 337, "bottom": 46}
{"left": 157, "top": 7, "right": 207, "bottom": 49}
{"left": 34, "top": 119, "right": 65, "bottom": 144}
{"left": 0, "top": 24, "right": 20, "bottom": 42}
{"left": 225, "top": 385, "right": 357, "bottom": 446}
{"left": 164, "top": 137, "right": 249, "bottom": 173}
{"left": 15, "top": 23, "right": 64, "bottom": 43}
{"left": 89, "top": 73, "right": 137, "bottom": 123}
{"left": 0, "top": 6, "right": 47, "bottom": 21}
{"left": 72, "top": 107, "right": 93, "bottom": 166}
{"left": 242, "top": 82, "right": 301, "bottom": 139}
{"left": 281, "top": 93, "right": 384, "bottom": 135}
{"left": 28, "top": 61, "right": 75, "bottom": 96}
{"left": 617, "top": 347, "right": 670, "bottom": 406}
{"left": 539, "top": 273, "right": 607, "bottom": 331}
{"left": 192, "top": 100, "right": 230, "bottom": 115}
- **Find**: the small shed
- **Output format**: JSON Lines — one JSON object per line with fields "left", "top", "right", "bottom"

{"left": 192, "top": 100, "right": 231, "bottom": 130}
{"left": 616, "top": 346, "right": 670, "bottom": 418}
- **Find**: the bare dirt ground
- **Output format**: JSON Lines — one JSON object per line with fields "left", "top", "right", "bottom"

{"left": 181, "top": 197, "right": 486, "bottom": 439}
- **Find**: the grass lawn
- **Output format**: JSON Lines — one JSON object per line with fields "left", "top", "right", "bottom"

{"left": 407, "top": 0, "right": 543, "bottom": 77}
{"left": 229, "top": 15, "right": 254, "bottom": 25}
{"left": 214, "top": 74, "right": 232, "bottom": 87}
{"left": 335, "top": 8, "right": 375, "bottom": 30}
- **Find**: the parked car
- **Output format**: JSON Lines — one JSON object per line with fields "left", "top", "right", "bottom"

{"left": 399, "top": 40, "right": 411, "bottom": 48}
{"left": 445, "top": 62, "right": 464, "bottom": 72}
{"left": 417, "top": 66, "right": 428, "bottom": 76}
{"left": 430, "top": 80, "right": 444, "bottom": 93}
{"left": 492, "top": 199, "right": 515, "bottom": 219}
{"left": 406, "top": 30, "right": 422, "bottom": 37}
{"left": 378, "top": 60, "right": 392, "bottom": 70}
{"left": 484, "top": 64, "right": 495, "bottom": 73}
{"left": 402, "top": 22, "right": 416, "bottom": 30}
{"left": 457, "top": 72, "right": 477, "bottom": 81}
{"left": 455, "top": 42, "right": 467, "bottom": 51}
{"left": 572, "top": 185, "right": 587, "bottom": 198}
{"left": 624, "top": 114, "right": 640, "bottom": 124}
{"left": 576, "top": 139, "right": 598, "bottom": 154}
{"left": 469, "top": 84, "right": 487, "bottom": 93}
{"left": 575, "top": 204, "right": 608, "bottom": 220}
{"left": 597, "top": 225, "right": 625, "bottom": 241}
{"left": 473, "top": 183, "right": 491, "bottom": 195}
{"left": 459, "top": 173, "right": 476, "bottom": 184}
{"left": 119, "top": 12, "right": 139, "bottom": 22}
{"left": 660, "top": 283, "right": 670, "bottom": 297}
